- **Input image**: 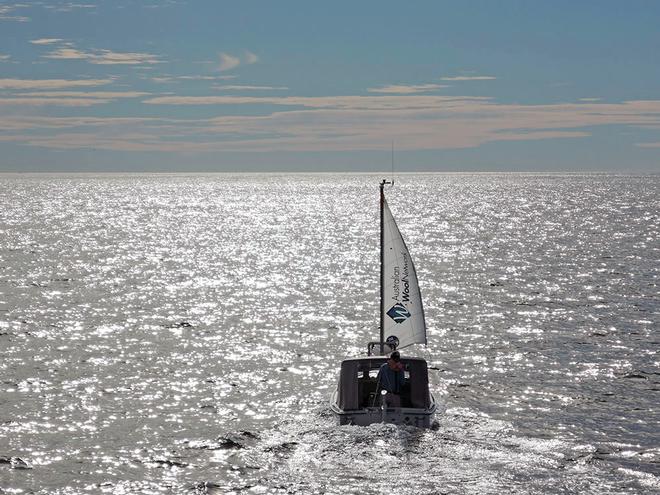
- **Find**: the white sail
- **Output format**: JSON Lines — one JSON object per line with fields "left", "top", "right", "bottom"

{"left": 382, "top": 198, "right": 427, "bottom": 350}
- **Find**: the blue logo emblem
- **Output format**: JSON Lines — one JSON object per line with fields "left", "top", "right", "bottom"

{"left": 387, "top": 303, "right": 411, "bottom": 323}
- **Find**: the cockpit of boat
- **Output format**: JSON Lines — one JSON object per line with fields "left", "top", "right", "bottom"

{"left": 335, "top": 356, "right": 432, "bottom": 410}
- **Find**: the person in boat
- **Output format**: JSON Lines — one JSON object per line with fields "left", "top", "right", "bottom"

{"left": 377, "top": 351, "right": 405, "bottom": 407}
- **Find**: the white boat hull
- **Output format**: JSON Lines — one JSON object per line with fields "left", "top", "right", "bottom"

{"left": 330, "top": 390, "right": 437, "bottom": 428}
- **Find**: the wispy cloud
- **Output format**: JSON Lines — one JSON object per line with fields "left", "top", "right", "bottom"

{"left": 578, "top": 97, "right": 602, "bottom": 102}
{"left": 142, "top": 94, "right": 491, "bottom": 109}
{"left": 0, "top": 89, "right": 148, "bottom": 107}
{"left": 1, "top": 2, "right": 96, "bottom": 22}
{"left": 441, "top": 76, "right": 496, "bottom": 81}
{"left": 218, "top": 51, "right": 259, "bottom": 71}
{"left": 30, "top": 38, "right": 64, "bottom": 45}
{"left": 180, "top": 75, "right": 236, "bottom": 80}
{"left": 368, "top": 84, "right": 447, "bottom": 94}
{"left": 92, "top": 49, "right": 160, "bottom": 65}
{"left": 3, "top": 93, "right": 660, "bottom": 153}
{"left": 0, "top": 97, "right": 112, "bottom": 107}
{"left": 150, "top": 74, "right": 237, "bottom": 83}
{"left": 213, "top": 85, "right": 288, "bottom": 91}
{"left": 0, "top": 54, "right": 10, "bottom": 61}
{"left": 150, "top": 76, "right": 176, "bottom": 83}
{"left": 43, "top": 3, "right": 95, "bottom": 13}
{"left": 0, "top": 78, "right": 112, "bottom": 89}
{"left": 219, "top": 53, "right": 241, "bottom": 71}
{"left": 15, "top": 91, "right": 149, "bottom": 98}
{"left": 0, "top": 5, "right": 30, "bottom": 22}
{"left": 245, "top": 51, "right": 258, "bottom": 65}
{"left": 43, "top": 46, "right": 161, "bottom": 65}
{"left": 108, "top": 97, "right": 660, "bottom": 152}
{"left": 0, "top": 116, "right": 160, "bottom": 132}
{"left": 44, "top": 47, "right": 89, "bottom": 60}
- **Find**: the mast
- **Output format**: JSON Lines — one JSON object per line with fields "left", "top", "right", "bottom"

{"left": 379, "top": 178, "right": 391, "bottom": 355}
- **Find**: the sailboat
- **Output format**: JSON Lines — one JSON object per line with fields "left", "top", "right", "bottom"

{"left": 330, "top": 179, "right": 437, "bottom": 427}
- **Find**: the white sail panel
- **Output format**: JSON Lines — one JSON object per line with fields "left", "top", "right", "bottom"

{"left": 382, "top": 198, "right": 427, "bottom": 350}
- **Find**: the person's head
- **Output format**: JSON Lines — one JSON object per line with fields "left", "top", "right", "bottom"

{"left": 388, "top": 351, "right": 402, "bottom": 369}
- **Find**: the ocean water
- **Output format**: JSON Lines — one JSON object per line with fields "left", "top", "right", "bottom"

{"left": 0, "top": 173, "right": 658, "bottom": 494}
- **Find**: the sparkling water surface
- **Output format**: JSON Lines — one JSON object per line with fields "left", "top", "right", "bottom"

{"left": 0, "top": 173, "right": 658, "bottom": 494}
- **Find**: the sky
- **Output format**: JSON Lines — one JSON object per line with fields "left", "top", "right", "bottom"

{"left": 0, "top": 0, "right": 659, "bottom": 172}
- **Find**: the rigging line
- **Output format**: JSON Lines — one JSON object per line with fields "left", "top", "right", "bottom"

{"left": 371, "top": 373, "right": 383, "bottom": 408}
{"left": 391, "top": 140, "right": 395, "bottom": 186}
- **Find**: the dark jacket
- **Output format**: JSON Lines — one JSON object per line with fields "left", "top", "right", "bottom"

{"left": 377, "top": 362, "right": 404, "bottom": 394}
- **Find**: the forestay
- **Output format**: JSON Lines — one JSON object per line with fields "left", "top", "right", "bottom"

{"left": 381, "top": 198, "right": 427, "bottom": 350}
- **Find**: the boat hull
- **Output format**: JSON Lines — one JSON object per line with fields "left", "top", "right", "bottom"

{"left": 330, "top": 390, "right": 437, "bottom": 428}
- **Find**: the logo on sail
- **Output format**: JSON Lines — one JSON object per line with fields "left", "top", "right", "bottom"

{"left": 387, "top": 303, "right": 411, "bottom": 323}
{"left": 391, "top": 252, "right": 411, "bottom": 303}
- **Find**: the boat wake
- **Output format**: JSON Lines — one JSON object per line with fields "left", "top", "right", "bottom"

{"left": 193, "top": 406, "right": 660, "bottom": 494}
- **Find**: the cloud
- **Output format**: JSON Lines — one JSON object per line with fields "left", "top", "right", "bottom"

{"left": 137, "top": 98, "right": 660, "bottom": 152}
{"left": 0, "top": 97, "right": 112, "bottom": 107}
{"left": 219, "top": 53, "right": 241, "bottom": 71}
{"left": 44, "top": 47, "right": 89, "bottom": 60}
{"left": 441, "top": 76, "right": 496, "bottom": 81}
{"left": 149, "top": 74, "right": 237, "bottom": 83}
{"left": 635, "top": 142, "right": 660, "bottom": 148}
{"left": 0, "top": 89, "right": 148, "bottom": 107}
{"left": 0, "top": 111, "right": 594, "bottom": 152}
{"left": 218, "top": 51, "right": 259, "bottom": 71}
{"left": 578, "top": 97, "right": 602, "bottom": 102}
{"left": 0, "top": 5, "right": 30, "bottom": 22}
{"left": 212, "top": 85, "right": 288, "bottom": 91}
{"left": 91, "top": 49, "right": 161, "bottom": 65}
{"left": 1, "top": 2, "right": 94, "bottom": 22}
{"left": 0, "top": 78, "right": 112, "bottom": 89}
{"left": 181, "top": 75, "right": 236, "bottom": 80}
{"left": 245, "top": 51, "right": 258, "bottom": 64}
{"left": 0, "top": 116, "right": 160, "bottom": 131}
{"left": 143, "top": 94, "right": 491, "bottom": 110}
{"left": 30, "top": 38, "right": 64, "bottom": 45}
{"left": 43, "top": 46, "right": 161, "bottom": 65}
{"left": 15, "top": 91, "right": 149, "bottom": 98}
{"left": 43, "top": 3, "right": 95, "bottom": 12}
{"left": 367, "top": 84, "right": 447, "bottom": 94}
{"left": 150, "top": 76, "right": 176, "bottom": 83}
{"left": 3, "top": 94, "right": 660, "bottom": 154}
{"left": 0, "top": 54, "right": 10, "bottom": 61}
